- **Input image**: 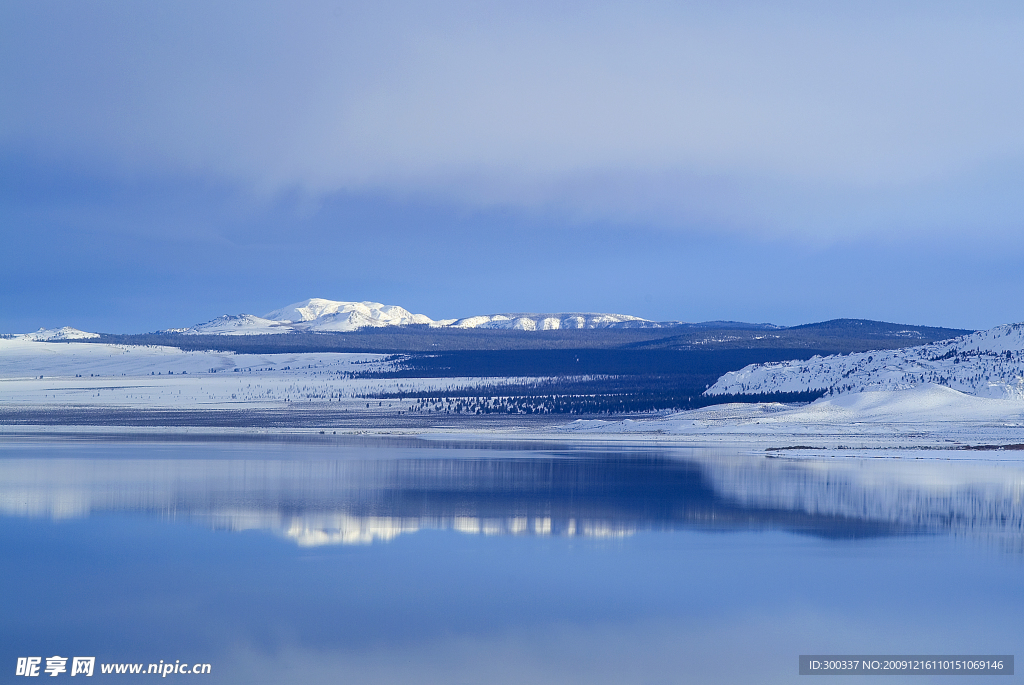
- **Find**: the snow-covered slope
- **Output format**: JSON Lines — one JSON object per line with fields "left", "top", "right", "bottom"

{"left": 0, "top": 338, "right": 533, "bottom": 410}
{"left": 166, "top": 314, "right": 292, "bottom": 335}
{"left": 559, "top": 384, "right": 1024, "bottom": 455}
{"left": 163, "top": 299, "right": 435, "bottom": 334}
{"left": 707, "top": 323, "right": 1024, "bottom": 400}
{"left": 264, "top": 298, "right": 434, "bottom": 330}
{"left": 11, "top": 327, "right": 99, "bottom": 341}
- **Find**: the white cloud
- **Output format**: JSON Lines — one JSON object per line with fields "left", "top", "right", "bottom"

{"left": 3, "top": 0, "right": 1024, "bottom": 239}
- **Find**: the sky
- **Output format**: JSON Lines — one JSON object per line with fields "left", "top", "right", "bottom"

{"left": 2, "top": 0, "right": 1023, "bottom": 333}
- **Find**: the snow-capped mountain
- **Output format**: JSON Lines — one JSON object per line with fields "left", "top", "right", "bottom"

{"left": 164, "top": 314, "right": 293, "bottom": 335}
{"left": 706, "top": 322, "right": 1024, "bottom": 400}
{"left": 167, "top": 298, "right": 669, "bottom": 335}
{"left": 166, "top": 299, "right": 434, "bottom": 335}
{"left": 10, "top": 327, "right": 99, "bottom": 341}
{"left": 264, "top": 299, "right": 434, "bottom": 331}
{"left": 446, "top": 312, "right": 656, "bottom": 331}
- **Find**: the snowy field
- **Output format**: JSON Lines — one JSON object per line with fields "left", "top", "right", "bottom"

{"left": 0, "top": 339, "right": 540, "bottom": 411}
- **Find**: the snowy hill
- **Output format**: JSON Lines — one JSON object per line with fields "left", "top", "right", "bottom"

{"left": 706, "top": 322, "right": 1024, "bottom": 400}
{"left": 446, "top": 312, "right": 658, "bottom": 331}
{"left": 9, "top": 327, "right": 100, "bottom": 341}
{"left": 264, "top": 298, "right": 435, "bottom": 331}
{"left": 565, "top": 384, "right": 1024, "bottom": 437}
{"left": 165, "top": 299, "right": 435, "bottom": 334}
{"left": 165, "top": 314, "right": 293, "bottom": 335}
{"left": 164, "top": 298, "right": 666, "bottom": 335}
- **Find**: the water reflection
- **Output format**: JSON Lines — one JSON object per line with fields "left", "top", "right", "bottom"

{"left": 2, "top": 444, "right": 1024, "bottom": 547}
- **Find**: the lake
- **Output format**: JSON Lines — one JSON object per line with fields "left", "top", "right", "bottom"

{"left": 1, "top": 436, "right": 1022, "bottom": 683}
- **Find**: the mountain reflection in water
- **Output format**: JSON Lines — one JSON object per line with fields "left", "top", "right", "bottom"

{"left": 2, "top": 444, "right": 1023, "bottom": 547}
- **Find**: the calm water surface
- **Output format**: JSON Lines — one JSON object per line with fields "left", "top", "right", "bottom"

{"left": 1, "top": 437, "right": 1022, "bottom": 684}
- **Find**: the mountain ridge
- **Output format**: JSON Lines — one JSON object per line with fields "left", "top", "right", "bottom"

{"left": 2, "top": 327, "right": 101, "bottom": 341}
{"left": 165, "top": 297, "right": 682, "bottom": 335}
{"left": 160, "top": 298, "right": 972, "bottom": 341}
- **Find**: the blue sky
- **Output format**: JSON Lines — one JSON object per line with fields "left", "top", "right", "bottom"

{"left": 3, "top": 1, "right": 1023, "bottom": 333}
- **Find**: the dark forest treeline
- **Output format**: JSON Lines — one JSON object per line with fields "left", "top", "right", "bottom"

{"left": 349, "top": 348, "right": 832, "bottom": 412}
{"left": 357, "top": 348, "right": 831, "bottom": 378}
{"left": 365, "top": 385, "right": 826, "bottom": 415}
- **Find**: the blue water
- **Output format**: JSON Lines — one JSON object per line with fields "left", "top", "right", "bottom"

{"left": 1, "top": 438, "right": 1022, "bottom": 684}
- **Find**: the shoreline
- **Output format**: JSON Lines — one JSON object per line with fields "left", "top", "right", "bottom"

{"left": 2, "top": 385, "right": 1023, "bottom": 460}
{"left": 3, "top": 415, "right": 1024, "bottom": 462}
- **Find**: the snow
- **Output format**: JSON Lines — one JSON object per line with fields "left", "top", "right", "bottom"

{"left": 707, "top": 322, "right": 1024, "bottom": 400}
{"left": 164, "top": 299, "right": 438, "bottom": 334}
{"left": 159, "top": 298, "right": 660, "bottom": 335}
{"left": 9, "top": 327, "right": 99, "bottom": 341}
{"left": 165, "top": 314, "right": 292, "bottom": 335}
{"left": 6, "top": 298, "right": 694, "bottom": 338}
{"left": 0, "top": 339, "right": 549, "bottom": 411}
{"left": 150, "top": 297, "right": 674, "bottom": 335}
{"left": 445, "top": 312, "right": 651, "bottom": 330}
{"left": 263, "top": 298, "right": 434, "bottom": 331}
{"left": 4, "top": 329, "right": 1024, "bottom": 460}
{"left": 559, "top": 384, "right": 1024, "bottom": 457}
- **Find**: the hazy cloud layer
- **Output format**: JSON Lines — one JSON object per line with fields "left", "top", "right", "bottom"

{"left": 4, "top": 0, "right": 1024, "bottom": 240}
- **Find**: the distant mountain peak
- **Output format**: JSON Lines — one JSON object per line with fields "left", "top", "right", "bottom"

{"left": 14, "top": 327, "right": 99, "bottom": 341}
{"left": 163, "top": 314, "right": 292, "bottom": 336}
{"left": 446, "top": 312, "right": 653, "bottom": 331}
